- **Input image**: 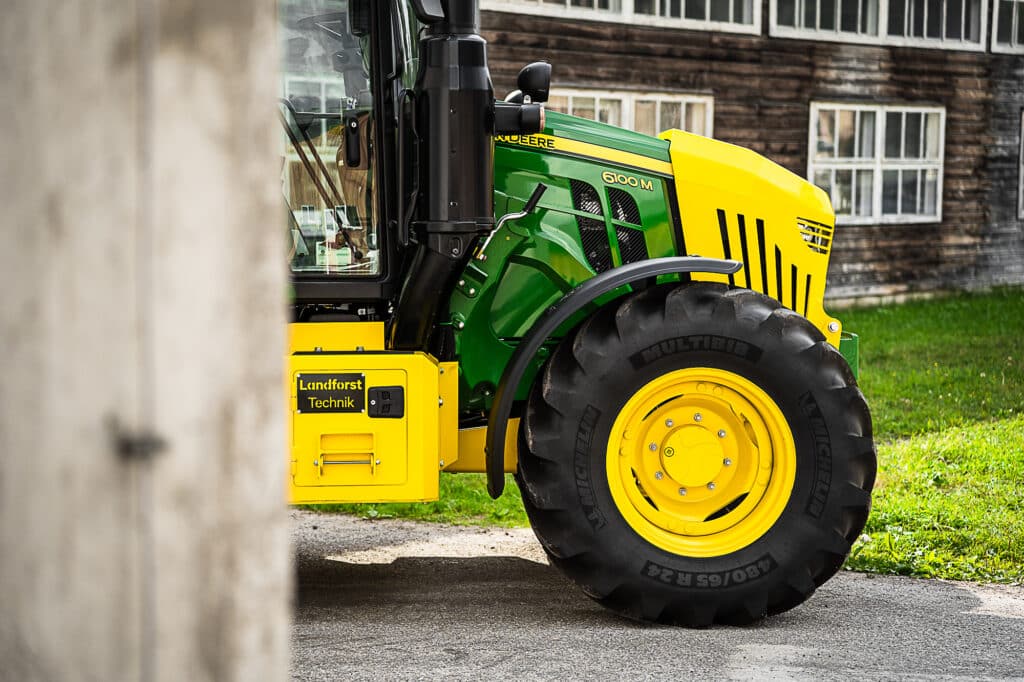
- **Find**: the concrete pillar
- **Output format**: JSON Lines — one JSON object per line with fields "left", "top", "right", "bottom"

{"left": 0, "top": 1, "right": 289, "bottom": 681}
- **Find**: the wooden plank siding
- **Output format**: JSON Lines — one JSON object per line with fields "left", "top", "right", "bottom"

{"left": 481, "top": 6, "right": 1024, "bottom": 301}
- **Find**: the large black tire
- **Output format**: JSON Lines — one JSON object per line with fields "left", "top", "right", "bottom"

{"left": 516, "top": 282, "right": 876, "bottom": 626}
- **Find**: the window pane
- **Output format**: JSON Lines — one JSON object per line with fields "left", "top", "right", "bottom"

{"left": 889, "top": 0, "right": 907, "bottom": 34}
{"left": 685, "top": 102, "right": 708, "bottom": 135}
{"left": 667, "top": 0, "right": 684, "bottom": 17}
{"left": 737, "top": 0, "right": 754, "bottom": 23}
{"left": 859, "top": 111, "right": 876, "bottom": 158}
{"left": 710, "top": 0, "right": 730, "bottom": 21}
{"left": 841, "top": 0, "right": 859, "bottom": 30}
{"left": 926, "top": 0, "right": 942, "bottom": 36}
{"left": 814, "top": 169, "right": 833, "bottom": 197}
{"left": 925, "top": 112, "right": 941, "bottom": 158}
{"left": 965, "top": 0, "right": 980, "bottom": 40}
{"left": 635, "top": 0, "right": 657, "bottom": 13}
{"left": 885, "top": 111, "right": 903, "bottom": 158}
{"left": 805, "top": 0, "right": 819, "bottom": 27}
{"left": 838, "top": 109, "right": 856, "bottom": 157}
{"left": 779, "top": 0, "right": 796, "bottom": 24}
{"left": 821, "top": 0, "right": 837, "bottom": 27}
{"left": 1017, "top": 1, "right": 1024, "bottom": 44}
{"left": 660, "top": 101, "right": 683, "bottom": 129}
{"left": 861, "top": 0, "right": 879, "bottom": 33}
{"left": 598, "top": 99, "right": 622, "bottom": 126}
{"left": 816, "top": 109, "right": 836, "bottom": 159}
{"left": 835, "top": 169, "right": 853, "bottom": 215}
{"left": 996, "top": 0, "right": 1012, "bottom": 42}
{"left": 856, "top": 169, "right": 874, "bottom": 216}
{"left": 547, "top": 95, "right": 569, "bottom": 114}
{"left": 882, "top": 170, "right": 900, "bottom": 213}
{"left": 574, "top": 97, "right": 596, "bottom": 120}
{"left": 905, "top": 112, "right": 922, "bottom": 158}
{"left": 685, "top": 0, "right": 706, "bottom": 19}
{"left": 912, "top": 0, "right": 925, "bottom": 35}
{"left": 635, "top": 100, "right": 657, "bottom": 135}
{"left": 945, "top": 0, "right": 962, "bottom": 39}
{"left": 923, "top": 169, "right": 939, "bottom": 215}
{"left": 901, "top": 169, "right": 919, "bottom": 214}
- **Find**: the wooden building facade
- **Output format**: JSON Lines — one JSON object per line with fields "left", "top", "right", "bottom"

{"left": 480, "top": 0, "right": 1024, "bottom": 301}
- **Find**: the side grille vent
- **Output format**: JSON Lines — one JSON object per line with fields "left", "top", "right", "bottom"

{"left": 608, "top": 187, "right": 641, "bottom": 225}
{"left": 615, "top": 226, "right": 648, "bottom": 265}
{"left": 797, "top": 217, "right": 834, "bottom": 255}
{"left": 570, "top": 179, "right": 603, "bottom": 216}
{"left": 570, "top": 180, "right": 614, "bottom": 273}
{"left": 578, "top": 216, "right": 614, "bottom": 273}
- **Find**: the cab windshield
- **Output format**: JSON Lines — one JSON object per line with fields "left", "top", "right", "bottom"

{"left": 279, "top": 0, "right": 378, "bottom": 276}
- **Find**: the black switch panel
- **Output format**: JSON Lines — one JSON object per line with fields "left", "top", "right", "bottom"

{"left": 368, "top": 386, "right": 405, "bottom": 418}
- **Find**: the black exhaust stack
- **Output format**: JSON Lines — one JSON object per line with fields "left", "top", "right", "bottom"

{"left": 389, "top": 0, "right": 495, "bottom": 351}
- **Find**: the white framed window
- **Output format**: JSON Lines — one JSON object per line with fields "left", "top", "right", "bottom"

{"left": 483, "top": 0, "right": 761, "bottom": 35}
{"left": 770, "top": 0, "right": 987, "bottom": 49}
{"left": 808, "top": 103, "right": 945, "bottom": 224}
{"left": 775, "top": 0, "right": 881, "bottom": 39}
{"left": 547, "top": 88, "right": 715, "bottom": 137}
{"left": 993, "top": 0, "right": 1024, "bottom": 52}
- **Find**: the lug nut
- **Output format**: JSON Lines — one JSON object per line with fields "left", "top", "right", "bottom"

{"left": 648, "top": 442, "right": 658, "bottom": 451}
{"left": 665, "top": 418, "right": 674, "bottom": 428}
{"left": 707, "top": 482, "right": 716, "bottom": 490}
{"left": 694, "top": 413, "right": 703, "bottom": 422}
{"left": 718, "top": 429, "right": 727, "bottom": 438}
{"left": 678, "top": 488, "right": 687, "bottom": 496}
{"left": 654, "top": 471, "right": 664, "bottom": 480}
{"left": 723, "top": 458, "right": 732, "bottom": 467}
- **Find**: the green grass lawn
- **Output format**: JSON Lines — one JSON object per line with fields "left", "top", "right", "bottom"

{"left": 314, "top": 289, "right": 1024, "bottom": 584}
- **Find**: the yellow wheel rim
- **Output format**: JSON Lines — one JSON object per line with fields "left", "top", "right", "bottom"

{"left": 606, "top": 367, "right": 796, "bottom": 558}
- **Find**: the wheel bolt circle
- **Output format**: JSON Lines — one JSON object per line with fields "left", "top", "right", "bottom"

{"left": 648, "top": 442, "right": 658, "bottom": 451}
{"left": 718, "top": 429, "right": 727, "bottom": 438}
{"left": 654, "top": 471, "right": 664, "bottom": 480}
{"left": 723, "top": 458, "right": 732, "bottom": 467}
{"left": 707, "top": 482, "right": 716, "bottom": 490}
{"left": 694, "top": 413, "right": 703, "bottom": 422}
{"left": 678, "top": 487, "right": 687, "bottom": 496}
{"left": 665, "top": 418, "right": 674, "bottom": 428}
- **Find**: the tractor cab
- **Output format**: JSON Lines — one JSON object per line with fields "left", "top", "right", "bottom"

{"left": 277, "top": 0, "right": 419, "bottom": 313}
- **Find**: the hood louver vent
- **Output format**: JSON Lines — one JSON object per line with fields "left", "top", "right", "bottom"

{"left": 608, "top": 187, "right": 641, "bottom": 225}
{"left": 570, "top": 180, "right": 613, "bottom": 273}
{"left": 797, "top": 217, "right": 834, "bottom": 255}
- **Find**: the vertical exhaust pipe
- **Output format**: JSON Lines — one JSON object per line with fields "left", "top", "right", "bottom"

{"left": 389, "top": 0, "right": 494, "bottom": 351}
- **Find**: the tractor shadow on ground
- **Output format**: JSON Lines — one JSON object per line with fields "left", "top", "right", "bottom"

{"left": 294, "top": 554, "right": 633, "bottom": 628}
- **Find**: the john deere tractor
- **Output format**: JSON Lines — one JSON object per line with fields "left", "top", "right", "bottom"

{"left": 279, "top": 0, "right": 876, "bottom": 625}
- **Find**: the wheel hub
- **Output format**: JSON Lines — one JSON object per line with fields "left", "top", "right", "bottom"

{"left": 606, "top": 367, "right": 796, "bottom": 557}
{"left": 661, "top": 425, "right": 722, "bottom": 488}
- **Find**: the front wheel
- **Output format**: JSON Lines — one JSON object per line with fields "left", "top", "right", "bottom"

{"left": 516, "top": 283, "right": 876, "bottom": 626}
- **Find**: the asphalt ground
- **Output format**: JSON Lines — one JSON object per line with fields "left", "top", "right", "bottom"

{"left": 291, "top": 510, "right": 1024, "bottom": 681}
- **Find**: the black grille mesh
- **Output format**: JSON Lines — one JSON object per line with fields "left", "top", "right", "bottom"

{"left": 608, "top": 187, "right": 641, "bottom": 225}
{"left": 616, "top": 226, "right": 648, "bottom": 265}
{"left": 578, "top": 216, "right": 613, "bottom": 273}
{"left": 570, "top": 179, "right": 603, "bottom": 215}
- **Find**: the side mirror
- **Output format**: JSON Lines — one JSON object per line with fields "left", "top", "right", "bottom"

{"left": 409, "top": 0, "right": 445, "bottom": 24}
{"left": 516, "top": 62, "right": 551, "bottom": 104}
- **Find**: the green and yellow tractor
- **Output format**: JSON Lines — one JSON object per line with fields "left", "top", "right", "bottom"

{"left": 280, "top": 0, "right": 875, "bottom": 625}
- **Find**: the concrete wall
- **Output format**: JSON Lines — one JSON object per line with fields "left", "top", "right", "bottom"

{"left": 0, "top": 1, "right": 289, "bottom": 680}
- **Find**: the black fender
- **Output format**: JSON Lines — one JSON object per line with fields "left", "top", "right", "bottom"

{"left": 485, "top": 256, "right": 743, "bottom": 498}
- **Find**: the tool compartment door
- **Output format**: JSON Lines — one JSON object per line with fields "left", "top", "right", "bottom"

{"left": 288, "top": 350, "right": 442, "bottom": 504}
{"left": 292, "top": 368, "right": 409, "bottom": 488}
